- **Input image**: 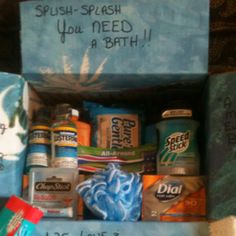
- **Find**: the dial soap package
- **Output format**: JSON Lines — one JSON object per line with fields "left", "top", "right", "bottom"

{"left": 142, "top": 175, "right": 206, "bottom": 222}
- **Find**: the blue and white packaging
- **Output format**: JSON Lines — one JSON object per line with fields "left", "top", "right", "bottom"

{"left": 0, "top": 73, "right": 28, "bottom": 197}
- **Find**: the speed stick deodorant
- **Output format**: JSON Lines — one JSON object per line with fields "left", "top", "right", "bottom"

{"left": 156, "top": 106, "right": 200, "bottom": 175}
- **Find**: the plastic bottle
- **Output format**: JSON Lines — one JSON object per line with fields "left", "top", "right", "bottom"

{"left": 26, "top": 107, "right": 51, "bottom": 172}
{"left": 71, "top": 109, "right": 91, "bottom": 146}
{"left": 51, "top": 104, "right": 78, "bottom": 169}
{"left": 156, "top": 103, "right": 200, "bottom": 175}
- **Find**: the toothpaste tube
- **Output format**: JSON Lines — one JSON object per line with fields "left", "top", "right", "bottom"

{"left": 78, "top": 145, "right": 156, "bottom": 174}
{"left": 0, "top": 195, "right": 43, "bottom": 236}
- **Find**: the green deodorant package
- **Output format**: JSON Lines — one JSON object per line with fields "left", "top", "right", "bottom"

{"left": 156, "top": 108, "right": 200, "bottom": 175}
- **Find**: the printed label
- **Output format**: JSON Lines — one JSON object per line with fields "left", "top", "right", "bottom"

{"left": 7, "top": 210, "right": 24, "bottom": 234}
{"left": 162, "top": 109, "right": 192, "bottom": 119}
{"left": 27, "top": 143, "right": 50, "bottom": 168}
{"left": 97, "top": 114, "right": 139, "bottom": 148}
{"left": 53, "top": 130, "right": 77, "bottom": 147}
{"left": 100, "top": 150, "right": 135, "bottom": 157}
{"left": 159, "top": 131, "right": 191, "bottom": 168}
{"left": 155, "top": 180, "right": 184, "bottom": 202}
{"left": 165, "top": 131, "right": 190, "bottom": 153}
{"left": 35, "top": 182, "right": 71, "bottom": 192}
{"left": 29, "top": 126, "right": 51, "bottom": 144}
{"left": 27, "top": 153, "right": 48, "bottom": 167}
{"left": 53, "top": 157, "right": 78, "bottom": 169}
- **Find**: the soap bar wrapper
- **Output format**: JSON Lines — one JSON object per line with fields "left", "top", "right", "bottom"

{"left": 142, "top": 175, "right": 206, "bottom": 221}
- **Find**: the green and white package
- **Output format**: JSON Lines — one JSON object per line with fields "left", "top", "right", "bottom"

{"left": 156, "top": 118, "right": 200, "bottom": 175}
{"left": 78, "top": 144, "right": 156, "bottom": 174}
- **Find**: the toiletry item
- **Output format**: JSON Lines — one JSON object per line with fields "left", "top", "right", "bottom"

{"left": 51, "top": 104, "right": 78, "bottom": 169}
{"left": 0, "top": 195, "right": 43, "bottom": 236}
{"left": 84, "top": 101, "right": 141, "bottom": 148}
{"left": 77, "top": 163, "right": 142, "bottom": 221}
{"left": 71, "top": 108, "right": 91, "bottom": 146}
{"left": 156, "top": 106, "right": 200, "bottom": 175}
{"left": 142, "top": 175, "right": 206, "bottom": 221}
{"left": 28, "top": 168, "right": 78, "bottom": 218}
{"left": 77, "top": 144, "right": 156, "bottom": 174}
{"left": 26, "top": 107, "right": 51, "bottom": 171}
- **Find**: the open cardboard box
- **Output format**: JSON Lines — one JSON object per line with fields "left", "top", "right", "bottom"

{"left": 0, "top": 74, "right": 208, "bottom": 235}
{"left": 1, "top": 72, "right": 235, "bottom": 236}
{"left": 0, "top": 0, "right": 235, "bottom": 235}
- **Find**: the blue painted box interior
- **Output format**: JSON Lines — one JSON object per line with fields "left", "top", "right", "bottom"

{"left": 206, "top": 72, "right": 236, "bottom": 220}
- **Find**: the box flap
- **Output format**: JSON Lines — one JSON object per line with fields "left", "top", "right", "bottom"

{"left": 20, "top": 0, "right": 209, "bottom": 95}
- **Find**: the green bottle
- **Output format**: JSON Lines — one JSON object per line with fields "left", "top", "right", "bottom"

{"left": 156, "top": 106, "right": 200, "bottom": 175}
